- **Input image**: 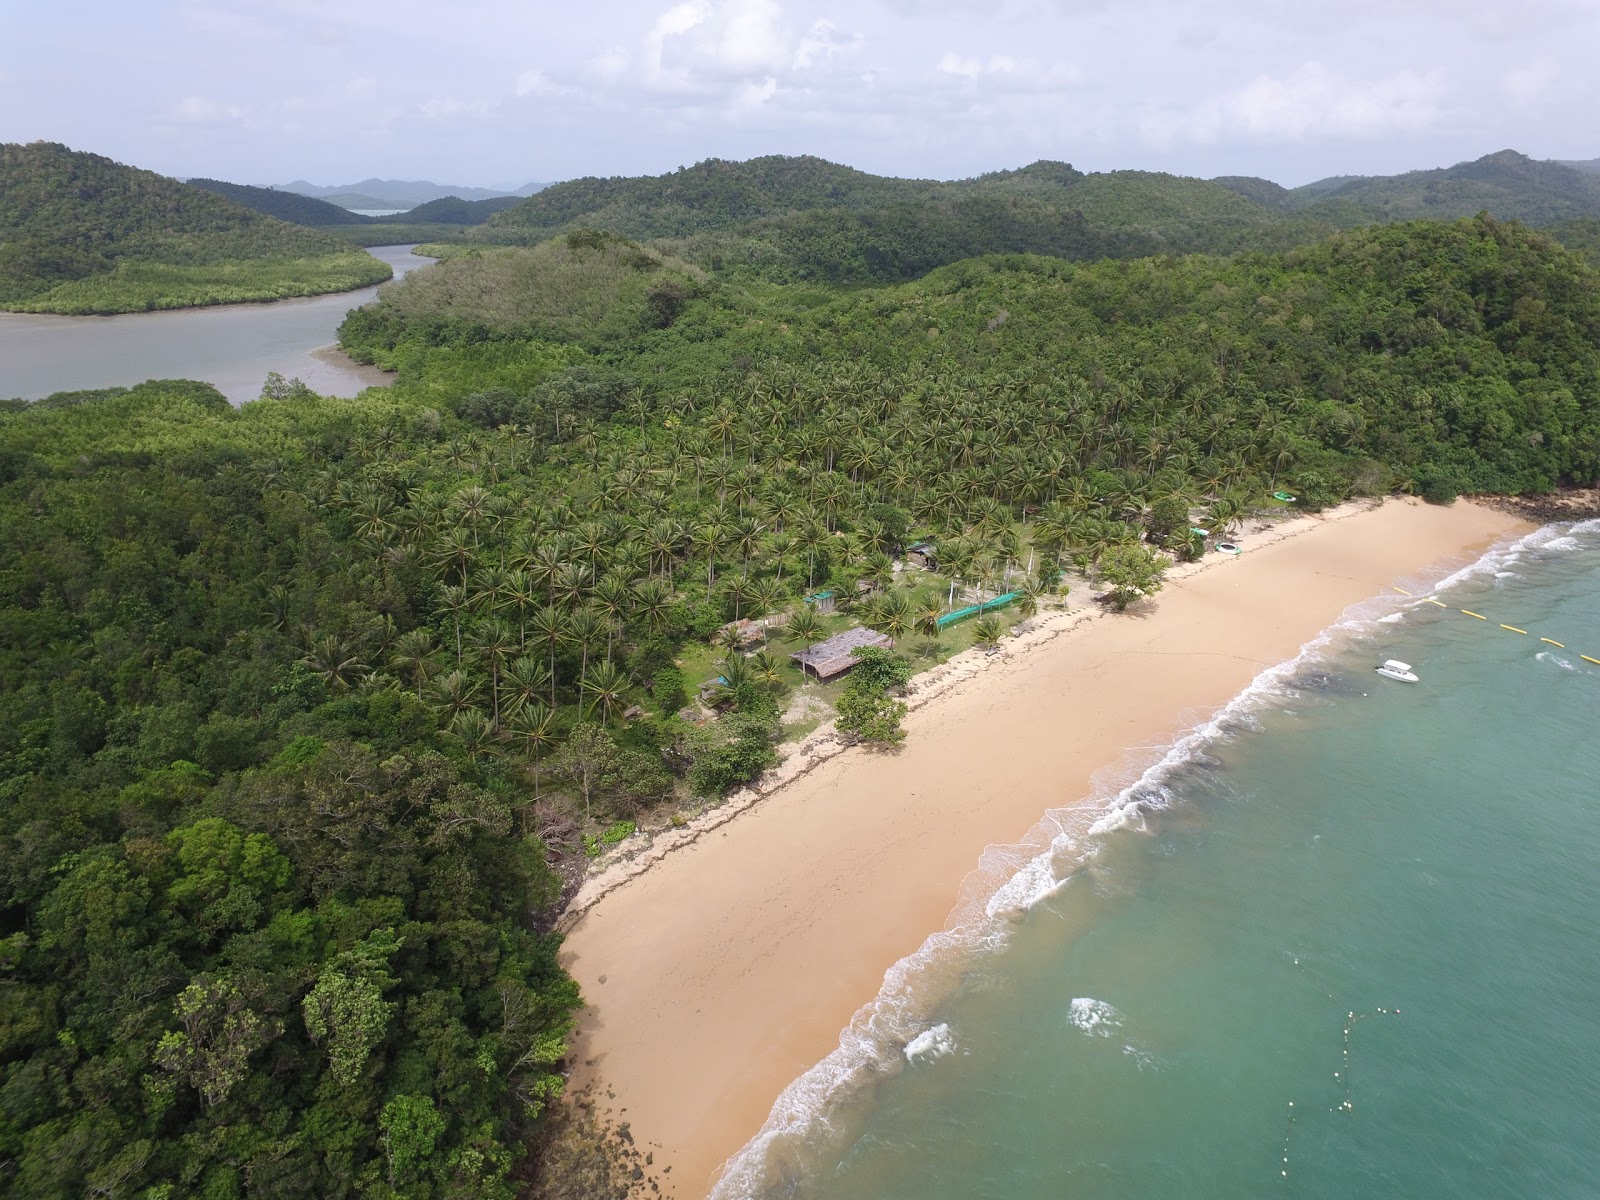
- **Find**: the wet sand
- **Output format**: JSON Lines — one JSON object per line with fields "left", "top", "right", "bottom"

{"left": 558, "top": 498, "right": 1531, "bottom": 1197}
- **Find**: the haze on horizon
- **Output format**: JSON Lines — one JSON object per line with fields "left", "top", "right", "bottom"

{"left": 2, "top": 0, "right": 1595, "bottom": 190}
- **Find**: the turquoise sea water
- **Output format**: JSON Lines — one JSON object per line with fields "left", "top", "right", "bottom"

{"left": 718, "top": 520, "right": 1600, "bottom": 1199}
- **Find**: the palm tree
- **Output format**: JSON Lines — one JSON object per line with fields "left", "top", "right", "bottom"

{"left": 915, "top": 601, "right": 945, "bottom": 643}
{"left": 301, "top": 635, "right": 367, "bottom": 691}
{"left": 431, "top": 670, "right": 481, "bottom": 723}
{"left": 502, "top": 655, "right": 552, "bottom": 719}
{"left": 750, "top": 650, "right": 785, "bottom": 689}
{"left": 788, "top": 605, "right": 822, "bottom": 648}
{"left": 450, "top": 708, "right": 497, "bottom": 760}
{"left": 389, "top": 628, "right": 440, "bottom": 700}
{"left": 631, "top": 578, "right": 674, "bottom": 635}
{"left": 504, "top": 703, "right": 558, "bottom": 798}
{"left": 567, "top": 607, "right": 604, "bottom": 684}
{"left": 695, "top": 521, "right": 727, "bottom": 589}
{"left": 581, "top": 661, "right": 629, "bottom": 724}
{"left": 873, "top": 591, "right": 913, "bottom": 640}
{"left": 973, "top": 615, "right": 1003, "bottom": 652}
{"left": 527, "top": 605, "right": 568, "bottom": 706}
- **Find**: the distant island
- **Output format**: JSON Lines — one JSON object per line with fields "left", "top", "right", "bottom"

{"left": 0, "top": 143, "right": 392, "bottom": 314}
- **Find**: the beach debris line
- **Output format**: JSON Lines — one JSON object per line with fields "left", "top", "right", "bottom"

{"left": 1389, "top": 587, "right": 1600, "bottom": 668}
{"left": 1279, "top": 1007, "right": 1403, "bottom": 1182}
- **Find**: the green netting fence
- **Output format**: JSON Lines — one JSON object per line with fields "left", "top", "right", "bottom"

{"left": 935, "top": 591, "right": 1022, "bottom": 629}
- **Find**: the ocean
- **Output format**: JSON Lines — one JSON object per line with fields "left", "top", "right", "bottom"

{"left": 717, "top": 519, "right": 1600, "bottom": 1199}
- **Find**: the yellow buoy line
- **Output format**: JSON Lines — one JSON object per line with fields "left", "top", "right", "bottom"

{"left": 1389, "top": 587, "right": 1600, "bottom": 666}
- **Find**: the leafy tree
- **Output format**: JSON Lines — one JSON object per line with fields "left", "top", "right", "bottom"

{"left": 1099, "top": 543, "right": 1169, "bottom": 610}
{"left": 834, "top": 687, "right": 909, "bottom": 747}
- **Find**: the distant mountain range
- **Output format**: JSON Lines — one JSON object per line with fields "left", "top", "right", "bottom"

{"left": 469, "top": 148, "right": 1600, "bottom": 284}
{"left": 1233, "top": 149, "right": 1600, "bottom": 226}
{"left": 277, "top": 178, "right": 547, "bottom": 210}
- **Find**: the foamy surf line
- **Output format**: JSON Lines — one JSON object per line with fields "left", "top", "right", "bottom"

{"left": 708, "top": 524, "right": 1541, "bottom": 1200}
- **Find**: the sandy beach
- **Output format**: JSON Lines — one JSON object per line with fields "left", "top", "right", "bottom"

{"left": 558, "top": 497, "right": 1532, "bottom": 1197}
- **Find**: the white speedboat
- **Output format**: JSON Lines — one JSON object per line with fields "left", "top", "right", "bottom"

{"left": 1375, "top": 659, "right": 1419, "bottom": 683}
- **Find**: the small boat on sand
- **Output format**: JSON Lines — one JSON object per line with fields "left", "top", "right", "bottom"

{"left": 1375, "top": 659, "right": 1419, "bottom": 683}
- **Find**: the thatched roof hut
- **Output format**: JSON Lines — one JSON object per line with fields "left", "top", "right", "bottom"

{"left": 790, "top": 625, "right": 893, "bottom": 680}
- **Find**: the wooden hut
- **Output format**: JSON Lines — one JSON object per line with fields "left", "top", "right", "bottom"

{"left": 790, "top": 625, "right": 893, "bottom": 681}
{"left": 804, "top": 589, "right": 837, "bottom": 614}
{"left": 905, "top": 541, "right": 938, "bottom": 570}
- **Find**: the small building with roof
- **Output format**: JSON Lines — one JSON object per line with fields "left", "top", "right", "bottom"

{"left": 791, "top": 625, "right": 893, "bottom": 681}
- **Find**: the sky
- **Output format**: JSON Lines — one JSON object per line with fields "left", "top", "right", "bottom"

{"left": 1, "top": 0, "right": 1596, "bottom": 190}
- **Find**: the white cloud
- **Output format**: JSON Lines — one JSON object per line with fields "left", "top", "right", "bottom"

{"left": 737, "top": 75, "right": 779, "bottom": 108}
{"left": 170, "top": 96, "right": 242, "bottom": 122}
{"left": 1501, "top": 62, "right": 1558, "bottom": 113}
{"left": 417, "top": 97, "right": 493, "bottom": 120}
{"left": 515, "top": 69, "right": 559, "bottom": 97}
{"left": 1141, "top": 63, "right": 1448, "bottom": 146}
{"left": 793, "top": 19, "right": 860, "bottom": 70}
{"left": 590, "top": 46, "right": 634, "bottom": 81}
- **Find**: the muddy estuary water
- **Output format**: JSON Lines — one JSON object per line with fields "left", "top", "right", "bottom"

{"left": 0, "top": 244, "right": 432, "bottom": 405}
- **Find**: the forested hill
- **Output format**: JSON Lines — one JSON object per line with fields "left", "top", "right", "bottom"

{"left": 1283, "top": 149, "right": 1600, "bottom": 225}
{"left": 185, "top": 178, "right": 368, "bottom": 225}
{"left": 0, "top": 142, "right": 391, "bottom": 313}
{"left": 484, "top": 154, "right": 946, "bottom": 241}
{"left": 478, "top": 154, "right": 1338, "bottom": 282}
{"left": 481, "top": 154, "right": 1286, "bottom": 242}
{"left": 375, "top": 195, "right": 523, "bottom": 224}
{"left": 481, "top": 152, "right": 1600, "bottom": 283}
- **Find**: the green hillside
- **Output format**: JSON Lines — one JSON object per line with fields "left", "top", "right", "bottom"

{"left": 481, "top": 154, "right": 1337, "bottom": 283}
{"left": 185, "top": 178, "right": 368, "bottom": 225}
{"left": 375, "top": 195, "right": 522, "bottom": 225}
{"left": 0, "top": 143, "right": 391, "bottom": 313}
{"left": 1289, "top": 149, "right": 1600, "bottom": 225}
{"left": 1547, "top": 216, "right": 1600, "bottom": 266}
{"left": 341, "top": 228, "right": 707, "bottom": 355}
{"left": 483, "top": 154, "right": 940, "bottom": 242}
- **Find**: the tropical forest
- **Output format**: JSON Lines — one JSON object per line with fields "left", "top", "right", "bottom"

{"left": 3, "top": 145, "right": 1600, "bottom": 1198}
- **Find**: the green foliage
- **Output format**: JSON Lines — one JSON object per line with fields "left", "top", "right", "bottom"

{"left": 1285, "top": 149, "right": 1600, "bottom": 227}
{"left": 186, "top": 178, "right": 368, "bottom": 226}
{"left": 683, "top": 713, "right": 781, "bottom": 796}
{"left": 1099, "top": 544, "right": 1169, "bottom": 610}
{"left": 339, "top": 232, "right": 706, "bottom": 354}
{"left": 834, "top": 687, "right": 909, "bottom": 746}
{"left": 847, "top": 646, "right": 915, "bottom": 693}
{"left": 833, "top": 646, "right": 913, "bottom": 746}
{"left": 0, "top": 143, "right": 391, "bottom": 312}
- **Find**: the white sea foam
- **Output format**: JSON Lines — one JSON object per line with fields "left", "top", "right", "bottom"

{"left": 904, "top": 1022, "right": 956, "bottom": 1063}
{"left": 1122, "top": 1044, "right": 1161, "bottom": 1071}
{"left": 1068, "top": 998, "right": 1123, "bottom": 1037}
{"left": 1536, "top": 651, "right": 1577, "bottom": 672}
{"left": 710, "top": 521, "right": 1570, "bottom": 1199}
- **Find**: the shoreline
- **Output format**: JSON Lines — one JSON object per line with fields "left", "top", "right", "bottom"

{"left": 557, "top": 497, "right": 1533, "bottom": 1197}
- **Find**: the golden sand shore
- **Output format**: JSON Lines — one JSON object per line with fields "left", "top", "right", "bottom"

{"left": 558, "top": 498, "right": 1531, "bottom": 1197}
